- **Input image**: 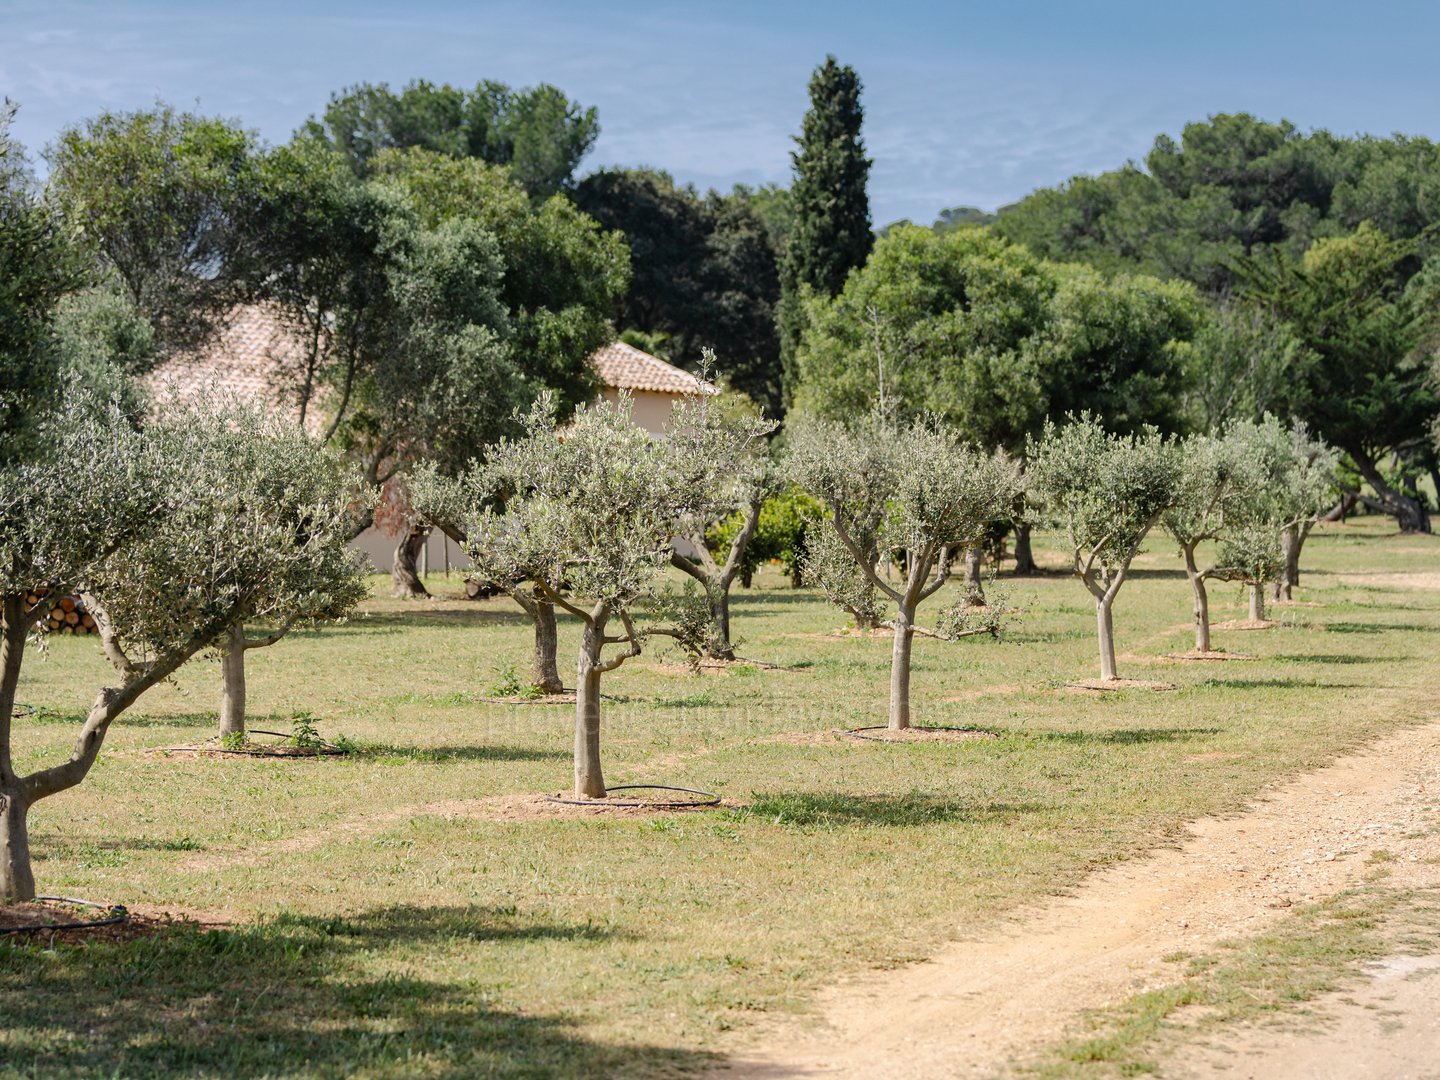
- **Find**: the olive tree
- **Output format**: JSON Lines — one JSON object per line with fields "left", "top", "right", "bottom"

{"left": 412, "top": 467, "right": 567, "bottom": 695}
{"left": 1226, "top": 415, "right": 1338, "bottom": 615}
{"left": 191, "top": 405, "right": 371, "bottom": 740}
{"left": 790, "top": 412, "right": 1022, "bottom": 729}
{"left": 1028, "top": 416, "right": 1180, "bottom": 682}
{"left": 431, "top": 384, "right": 767, "bottom": 797}
{"left": 1, "top": 395, "right": 365, "bottom": 901}
{"left": 670, "top": 400, "right": 776, "bottom": 660}
{"left": 1163, "top": 432, "right": 1266, "bottom": 652}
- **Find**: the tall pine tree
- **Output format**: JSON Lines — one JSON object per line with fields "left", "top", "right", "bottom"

{"left": 780, "top": 56, "right": 873, "bottom": 406}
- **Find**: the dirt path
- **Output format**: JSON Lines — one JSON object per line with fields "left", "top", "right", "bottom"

{"left": 721, "top": 715, "right": 1440, "bottom": 1079}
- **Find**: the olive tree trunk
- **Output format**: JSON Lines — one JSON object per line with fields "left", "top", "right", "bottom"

{"left": 1096, "top": 599, "right": 1118, "bottom": 682}
{"left": 531, "top": 598, "right": 563, "bottom": 695}
{"left": 574, "top": 617, "right": 608, "bottom": 798}
{"left": 1273, "top": 522, "right": 1311, "bottom": 601}
{"left": 391, "top": 525, "right": 431, "bottom": 599}
{"left": 671, "top": 495, "right": 762, "bottom": 661}
{"left": 1, "top": 596, "right": 36, "bottom": 901}
{"left": 219, "top": 622, "right": 247, "bottom": 738}
{"left": 1249, "top": 585, "right": 1267, "bottom": 622}
{"left": 962, "top": 547, "right": 985, "bottom": 605}
{"left": 1181, "top": 543, "right": 1212, "bottom": 653}
{"left": 888, "top": 602, "right": 916, "bottom": 730}
{"left": 1013, "top": 522, "right": 1037, "bottom": 575}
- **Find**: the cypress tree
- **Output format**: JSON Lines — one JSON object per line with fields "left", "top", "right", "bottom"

{"left": 780, "top": 56, "right": 873, "bottom": 404}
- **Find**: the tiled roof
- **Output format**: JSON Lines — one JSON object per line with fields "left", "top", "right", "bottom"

{"left": 589, "top": 340, "right": 716, "bottom": 395}
{"left": 144, "top": 304, "right": 322, "bottom": 432}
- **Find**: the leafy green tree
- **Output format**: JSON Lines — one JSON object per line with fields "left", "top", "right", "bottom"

{"left": 1184, "top": 303, "right": 1309, "bottom": 431}
{"left": 780, "top": 56, "right": 873, "bottom": 402}
{"left": 791, "top": 412, "right": 1022, "bottom": 728}
{"left": 305, "top": 78, "right": 599, "bottom": 197}
{"left": 1027, "top": 416, "right": 1180, "bottom": 682}
{"left": 374, "top": 147, "right": 629, "bottom": 412}
{"left": 793, "top": 225, "right": 1055, "bottom": 446}
{"left": 1237, "top": 224, "right": 1438, "bottom": 532}
{"left": 573, "top": 168, "right": 782, "bottom": 413}
{"left": 0, "top": 105, "right": 88, "bottom": 464}
{"left": 46, "top": 105, "right": 260, "bottom": 354}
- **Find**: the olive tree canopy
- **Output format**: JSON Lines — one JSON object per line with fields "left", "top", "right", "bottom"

{"left": 790, "top": 412, "right": 1022, "bottom": 729}
{"left": 1027, "top": 416, "right": 1180, "bottom": 682}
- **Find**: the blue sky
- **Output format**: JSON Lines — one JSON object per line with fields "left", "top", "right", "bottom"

{"left": 4, "top": 0, "right": 1439, "bottom": 225}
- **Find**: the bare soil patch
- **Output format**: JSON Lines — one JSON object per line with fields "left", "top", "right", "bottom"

{"left": 480, "top": 692, "right": 578, "bottom": 705}
{"left": 720, "top": 715, "right": 1440, "bottom": 1079}
{"left": 1169, "top": 954, "right": 1440, "bottom": 1080}
{"left": 0, "top": 902, "right": 220, "bottom": 947}
{"left": 1211, "top": 618, "right": 1278, "bottom": 631}
{"left": 411, "top": 791, "right": 727, "bottom": 822}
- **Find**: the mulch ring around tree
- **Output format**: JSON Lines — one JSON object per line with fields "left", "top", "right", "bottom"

{"left": 142, "top": 730, "right": 349, "bottom": 758}
{"left": 839, "top": 725, "right": 1003, "bottom": 743}
{"left": 1162, "top": 650, "right": 1258, "bottom": 662}
{"left": 1065, "top": 678, "right": 1177, "bottom": 693}
{"left": 654, "top": 657, "right": 796, "bottom": 676}
{"left": 1210, "top": 618, "right": 1278, "bottom": 631}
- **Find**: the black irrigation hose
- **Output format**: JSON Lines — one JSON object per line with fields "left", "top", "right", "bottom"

{"left": 840, "top": 725, "right": 1002, "bottom": 742}
{"left": 0, "top": 896, "right": 129, "bottom": 935}
{"left": 9, "top": 703, "right": 36, "bottom": 719}
{"left": 545, "top": 784, "right": 721, "bottom": 808}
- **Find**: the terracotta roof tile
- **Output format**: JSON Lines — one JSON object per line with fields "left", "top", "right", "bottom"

{"left": 589, "top": 340, "right": 715, "bottom": 395}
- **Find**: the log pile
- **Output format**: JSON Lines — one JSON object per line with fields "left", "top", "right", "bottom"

{"left": 23, "top": 588, "right": 99, "bottom": 636}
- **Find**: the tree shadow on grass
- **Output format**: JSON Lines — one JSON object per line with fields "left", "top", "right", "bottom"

{"left": 340, "top": 607, "right": 532, "bottom": 633}
{"left": 1270, "top": 653, "right": 1401, "bottom": 665}
{"left": 1318, "top": 621, "right": 1440, "bottom": 635}
{"left": 1023, "top": 727, "right": 1223, "bottom": 746}
{"left": 0, "top": 905, "right": 708, "bottom": 1079}
{"left": 356, "top": 743, "right": 568, "bottom": 765}
{"left": 734, "top": 791, "right": 1046, "bottom": 828}
{"left": 1193, "top": 677, "right": 1362, "bottom": 690}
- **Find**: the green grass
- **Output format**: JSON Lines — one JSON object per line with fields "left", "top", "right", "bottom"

{"left": 2, "top": 521, "right": 1438, "bottom": 1078}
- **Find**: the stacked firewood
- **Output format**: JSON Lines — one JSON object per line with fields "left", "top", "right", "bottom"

{"left": 24, "top": 588, "right": 99, "bottom": 636}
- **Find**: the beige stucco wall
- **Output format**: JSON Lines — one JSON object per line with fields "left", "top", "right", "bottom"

{"left": 599, "top": 387, "right": 682, "bottom": 434}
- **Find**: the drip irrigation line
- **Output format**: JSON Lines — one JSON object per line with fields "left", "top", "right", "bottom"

{"left": 0, "top": 896, "right": 128, "bottom": 934}
{"left": 9, "top": 703, "right": 36, "bottom": 719}
{"left": 545, "top": 784, "right": 721, "bottom": 808}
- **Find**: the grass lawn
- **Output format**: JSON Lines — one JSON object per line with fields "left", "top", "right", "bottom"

{"left": 2, "top": 521, "right": 1437, "bottom": 1078}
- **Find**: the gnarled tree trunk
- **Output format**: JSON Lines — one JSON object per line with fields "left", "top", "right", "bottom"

{"left": 1013, "top": 522, "right": 1037, "bottom": 575}
{"left": 962, "top": 547, "right": 985, "bottom": 605}
{"left": 1349, "top": 447, "right": 1431, "bottom": 534}
{"left": 1, "top": 596, "right": 36, "bottom": 901}
{"left": 1181, "top": 543, "right": 1212, "bottom": 653}
{"left": 1249, "top": 584, "right": 1267, "bottom": 622}
{"left": 1272, "top": 521, "right": 1311, "bottom": 601}
{"left": 391, "top": 524, "right": 431, "bottom": 599}
{"left": 530, "top": 598, "right": 563, "bottom": 695}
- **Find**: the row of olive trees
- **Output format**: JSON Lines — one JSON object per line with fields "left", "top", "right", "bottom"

{"left": 785, "top": 411, "right": 1337, "bottom": 730}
